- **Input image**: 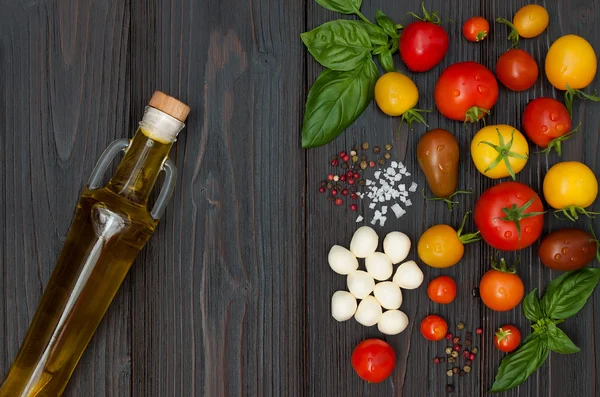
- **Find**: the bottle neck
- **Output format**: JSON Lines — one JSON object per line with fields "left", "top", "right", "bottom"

{"left": 106, "top": 107, "right": 184, "bottom": 205}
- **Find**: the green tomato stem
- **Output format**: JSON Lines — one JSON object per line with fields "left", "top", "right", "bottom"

{"left": 554, "top": 206, "right": 600, "bottom": 222}
{"left": 495, "top": 17, "right": 519, "bottom": 48}
{"left": 398, "top": 108, "right": 431, "bottom": 136}
{"left": 478, "top": 128, "right": 528, "bottom": 180}
{"left": 422, "top": 188, "right": 474, "bottom": 211}
{"left": 456, "top": 211, "right": 481, "bottom": 244}
{"left": 564, "top": 82, "right": 600, "bottom": 117}
{"left": 536, "top": 122, "right": 581, "bottom": 157}
{"left": 464, "top": 106, "right": 491, "bottom": 124}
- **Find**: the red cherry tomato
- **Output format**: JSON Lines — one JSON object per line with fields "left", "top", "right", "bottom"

{"left": 434, "top": 62, "right": 499, "bottom": 123}
{"left": 480, "top": 266, "right": 524, "bottom": 312}
{"left": 420, "top": 315, "right": 448, "bottom": 341}
{"left": 522, "top": 98, "right": 573, "bottom": 153}
{"left": 351, "top": 339, "right": 396, "bottom": 383}
{"left": 427, "top": 276, "right": 457, "bottom": 304}
{"left": 494, "top": 325, "right": 521, "bottom": 352}
{"left": 474, "top": 182, "right": 545, "bottom": 251}
{"left": 463, "top": 17, "right": 490, "bottom": 42}
{"left": 496, "top": 49, "right": 538, "bottom": 91}
{"left": 400, "top": 21, "right": 449, "bottom": 72}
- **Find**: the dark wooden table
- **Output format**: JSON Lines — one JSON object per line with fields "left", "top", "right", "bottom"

{"left": 1, "top": 0, "right": 599, "bottom": 396}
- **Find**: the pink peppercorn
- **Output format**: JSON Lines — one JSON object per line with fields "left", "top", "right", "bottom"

{"left": 342, "top": 155, "right": 350, "bottom": 162}
{"left": 339, "top": 151, "right": 347, "bottom": 158}
{"left": 350, "top": 193, "right": 358, "bottom": 200}
{"left": 463, "top": 350, "right": 470, "bottom": 359}
{"left": 369, "top": 161, "right": 376, "bottom": 168}
{"left": 353, "top": 172, "right": 360, "bottom": 179}
{"left": 350, "top": 204, "right": 358, "bottom": 211}
{"left": 340, "top": 175, "right": 347, "bottom": 181}
{"left": 331, "top": 189, "right": 338, "bottom": 196}
{"left": 335, "top": 198, "right": 343, "bottom": 206}
{"left": 327, "top": 174, "right": 334, "bottom": 181}
{"left": 341, "top": 189, "right": 349, "bottom": 196}
{"left": 469, "top": 353, "right": 476, "bottom": 361}
{"left": 445, "top": 333, "right": 453, "bottom": 340}
{"left": 318, "top": 187, "right": 326, "bottom": 193}
{"left": 346, "top": 170, "right": 354, "bottom": 177}
{"left": 347, "top": 178, "right": 355, "bottom": 185}
{"left": 331, "top": 159, "right": 339, "bottom": 167}
{"left": 476, "top": 328, "right": 483, "bottom": 335}
{"left": 433, "top": 357, "right": 441, "bottom": 364}
{"left": 453, "top": 344, "right": 461, "bottom": 351}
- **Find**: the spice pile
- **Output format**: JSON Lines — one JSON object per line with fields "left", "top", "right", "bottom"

{"left": 318, "top": 142, "right": 418, "bottom": 225}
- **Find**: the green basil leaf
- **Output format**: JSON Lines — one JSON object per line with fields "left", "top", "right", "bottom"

{"left": 489, "top": 334, "right": 549, "bottom": 393}
{"left": 315, "top": 0, "right": 361, "bottom": 14}
{"left": 301, "top": 20, "right": 373, "bottom": 71}
{"left": 375, "top": 9, "right": 399, "bottom": 38}
{"left": 378, "top": 50, "right": 395, "bottom": 73}
{"left": 545, "top": 323, "right": 580, "bottom": 354}
{"left": 523, "top": 289, "right": 544, "bottom": 321}
{"left": 360, "top": 22, "right": 389, "bottom": 46}
{"left": 301, "top": 59, "right": 378, "bottom": 148}
{"left": 542, "top": 268, "right": 600, "bottom": 320}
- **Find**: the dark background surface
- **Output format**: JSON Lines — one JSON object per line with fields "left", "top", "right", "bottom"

{"left": 1, "top": 0, "right": 599, "bottom": 396}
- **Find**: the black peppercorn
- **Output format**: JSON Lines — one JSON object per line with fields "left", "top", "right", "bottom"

{"left": 459, "top": 370, "right": 465, "bottom": 377}
{"left": 378, "top": 158, "right": 386, "bottom": 165}
{"left": 446, "top": 384, "right": 455, "bottom": 393}
{"left": 452, "top": 336, "right": 460, "bottom": 344}
{"left": 452, "top": 367, "right": 459, "bottom": 374}
{"left": 341, "top": 163, "right": 348, "bottom": 169}
{"left": 358, "top": 179, "right": 366, "bottom": 186}
{"left": 465, "top": 359, "right": 472, "bottom": 366}
{"left": 326, "top": 183, "right": 333, "bottom": 190}
{"left": 373, "top": 146, "right": 381, "bottom": 154}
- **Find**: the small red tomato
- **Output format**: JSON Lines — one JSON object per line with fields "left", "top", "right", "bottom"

{"left": 494, "top": 325, "right": 521, "bottom": 352}
{"left": 479, "top": 264, "right": 524, "bottom": 312}
{"left": 351, "top": 339, "right": 396, "bottom": 383}
{"left": 496, "top": 49, "right": 538, "bottom": 91}
{"left": 463, "top": 17, "right": 490, "bottom": 42}
{"left": 427, "top": 276, "right": 457, "bottom": 304}
{"left": 522, "top": 97, "right": 573, "bottom": 155}
{"left": 420, "top": 315, "right": 449, "bottom": 341}
{"left": 400, "top": 21, "right": 449, "bottom": 72}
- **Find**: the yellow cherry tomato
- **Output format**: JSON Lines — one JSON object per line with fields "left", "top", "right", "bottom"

{"left": 513, "top": 4, "right": 549, "bottom": 38}
{"left": 418, "top": 217, "right": 480, "bottom": 268}
{"left": 545, "top": 35, "right": 597, "bottom": 90}
{"left": 471, "top": 124, "right": 529, "bottom": 180}
{"left": 543, "top": 162, "right": 598, "bottom": 220}
{"left": 375, "top": 72, "right": 418, "bottom": 116}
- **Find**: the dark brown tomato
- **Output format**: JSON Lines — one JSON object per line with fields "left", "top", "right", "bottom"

{"left": 417, "top": 129, "right": 459, "bottom": 198}
{"left": 538, "top": 229, "right": 599, "bottom": 271}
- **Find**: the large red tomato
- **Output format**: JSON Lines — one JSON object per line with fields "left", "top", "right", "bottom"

{"left": 351, "top": 339, "right": 396, "bottom": 383}
{"left": 434, "top": 62, "right": 499, "bottom": 123}
{"left": 400, "top": 21, "right": 449, "bottom": 72}
{"left": 474, "top": 182, "right": 545, "bottom": 251}
{"left": 496, "top": 49, "right": 538, "bottom": 91}
{"left": 522, "top": 97, "right": 573, "bottom": 155}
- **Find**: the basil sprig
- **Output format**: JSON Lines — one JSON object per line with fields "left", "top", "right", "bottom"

{"left": 301, "top": 1, "right": 401, "bottom": 148}
{"left": 490, "top": 268, "right": 600, "bottom": 392}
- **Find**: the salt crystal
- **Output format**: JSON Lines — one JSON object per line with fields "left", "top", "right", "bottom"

{"left": 381, "top": 206, "right": 388, "bottom": 215}
{"left": 399, "top": 184, "right": 406, "bottom": 191}
{"left": 391, "top": 161, "right": 398, "bottom": 168}
{"left": 356, "top": 215, "right": 363, "bottom": 222}
{"left": 371, "top": 218, "right": 377, "bottom": 225}
{"left": 369, "top": 203, "right": 376, "bottom": 209}
{"left": 374, "top": 171, "right": 381, "bottom": 179}
{"left": 366, "top": 180, "right": 372, "bottom": 186}
{"left": 391, "top": 204, "right": 403, "bottom": 218}
{"left": 387, "top": 167, "right": 396, "bottom": 176}
{"left": 400, "top": 196, "right": 406, "bottom": 203}
{"left": 379, "top": 216, "right": 387, "bottom": 227}
{"left": 394, "top": 174, "right": 402, "bottom": 181}
{"left": 405, "top": 172, "right": 411, "bottom": 176}
{"left": 405, "top": 199, "right": 412, "bottom": 207}
{"left": 409, "top": 182, "right": 418, "bottom": 192}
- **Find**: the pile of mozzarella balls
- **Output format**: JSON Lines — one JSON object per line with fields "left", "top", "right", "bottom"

{"left": 329, "top": 226, "right": 424, "bottom": 335}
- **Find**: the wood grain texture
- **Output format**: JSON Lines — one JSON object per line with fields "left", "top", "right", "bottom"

{"left": 1, "top": 0, "right": 599, "bottom": 396}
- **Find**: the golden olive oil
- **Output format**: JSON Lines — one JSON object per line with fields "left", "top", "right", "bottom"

{"left": 0, "top": 93, "right": 189, "bottom": 397}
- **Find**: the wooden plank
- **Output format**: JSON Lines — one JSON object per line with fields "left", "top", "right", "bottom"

{"left": 0, "top": 1, "right": 132, "bottom": 396}
{"left": 305, "top": 0, "right": 600, "bottom": 396}
{"left": 129, "top": 0, "right": 306, "bottom": 396}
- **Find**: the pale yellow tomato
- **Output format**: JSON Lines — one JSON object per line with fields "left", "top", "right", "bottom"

{"left": 471, "top": 125, "right": 529, "bottom": 180}
{"left": 545, "top": 35, "right": 597, "bottom": 90}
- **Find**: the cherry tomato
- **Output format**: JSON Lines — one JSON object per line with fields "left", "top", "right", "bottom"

{"left": 522, "top": 98, "right": 572, "bottom": 155}
{"left": 351, "top": 339, "right": 396, "bottom": 383}
{"left": 474, "top": 182, "right": 544, "bottom": 251}
{"left": 513, "top": 5, "right": 549, "bottom": 38}
{"left": 479, "top": 263, "right": 524, "bottom": 312}
{"left": 417, "top": 129, "right": 460, "bottom": 199}
{"left": 434, "top": 62, "right": 499, "bottom": 123}
{"left": 463, "top": 17, "right": 489, "bottom": 42}
{"left": 418, "top": 215, "right": 480, "bottom": 268}
{"left": 545, "top": 35, "right": 596, "bottom": 90}
{"left": 427, "top": 276, "right": 457, "bottom": 304}
{"left": 375, "top": 72, "right": 419, "bottom": 116}
{"left": 496, "top": 49, "right": 538, "bottom": 91}
{"left": 539, "top": 229, "right": 600, "bottom": 271}
{"left": 543, "top": 161, "right": 599, "bottom": 220}
{"left": 400, "top": 20, "right": 449, "bottom": 72}
{"left": 420, "top": 315, "right": 448, "bottom": 341}
{"left": 471, "top": 124, "right": 529, "bottom": 180}
{"left": 494, "top": 325, "right": 521, "bottom": 352}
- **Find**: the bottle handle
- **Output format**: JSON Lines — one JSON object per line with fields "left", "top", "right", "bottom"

{"left": 150, "top": 159, "right": 177, "bottom": 220}
{"left": 88, "top": 139, "right": 130, "bottom": 190}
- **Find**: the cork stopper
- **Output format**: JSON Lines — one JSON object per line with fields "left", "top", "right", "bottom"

{"left": 148, "top": 91, "right": 190, "bottom": 122}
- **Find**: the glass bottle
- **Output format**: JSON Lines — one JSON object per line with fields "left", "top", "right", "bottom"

{"left": 0, "top": 92, "right": 190, "bottom": 397}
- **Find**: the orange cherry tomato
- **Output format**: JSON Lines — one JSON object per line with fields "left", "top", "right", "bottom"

{"left": 463, "top": 16, "right": 490, "bottom": 42}
{"left": 427, "top": 276, "right": 457, "bottom": 304}
{"left": 420, "top": 315, "right": 448, "bottom": 341}
{"left": 479, "top": 261, "right": 524, "bottom": 312}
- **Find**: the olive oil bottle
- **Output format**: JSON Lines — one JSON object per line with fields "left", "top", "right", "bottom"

{"left": 0, "top": 92, "right": 190, "bottom": 397}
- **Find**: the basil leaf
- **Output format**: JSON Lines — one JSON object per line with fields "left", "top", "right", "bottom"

{"left": 545, "top": 323, "right": 580, "bottom": 354}
{"left": 301, "top": 20, "right": 373, "bottom": 71}
{"left": 316, "top": 0, "right": 361, "bottom": 14}
{"left": 361, "top": 23, "right": 388, "bottom": 46}
{"left": 301, "top": 59, "right": 378, "bottom": 148}
{"left": 375, "top": 9, "right": 399, "bottom": 38}
{"left": 489, "top": 334, "right": 549, "bottom": 392}
{"left": 378, "top": 50, "right": 395, "bottom": 72}
{"left": 542, "top": 268, "right": 600, "bottom": 320}
{"left": 523, "top": 289, "right": 544, "bottom": 321}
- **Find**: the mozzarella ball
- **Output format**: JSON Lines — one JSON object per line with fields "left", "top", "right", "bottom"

{"left": 331, "top": 291, "right": 358, "bottom": 322}
{"left": 373, "top": 281, "right": 403, "bottom": 309}
{"left": 377, "top": 310, "right": 409, "bottom": 335}
{"left": 354, "top": 296, "right": 383, "bottom": 326}
{"left": 365, "top": 252, "right": 393, "bottom": 281}
{"left": 383, "top": 232, "right": 411, "bottom": 264}
{"left": 328, "top": 245, "right": 359, "bottom": 275}
{"left": 350, "top": 226, "right": 379, "bottom": 258}
{"left": 393, "top": 260, "right": 424, "bottom": 290}
{"left": 347, "top": 270, "right": 375, "bottom": 299}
